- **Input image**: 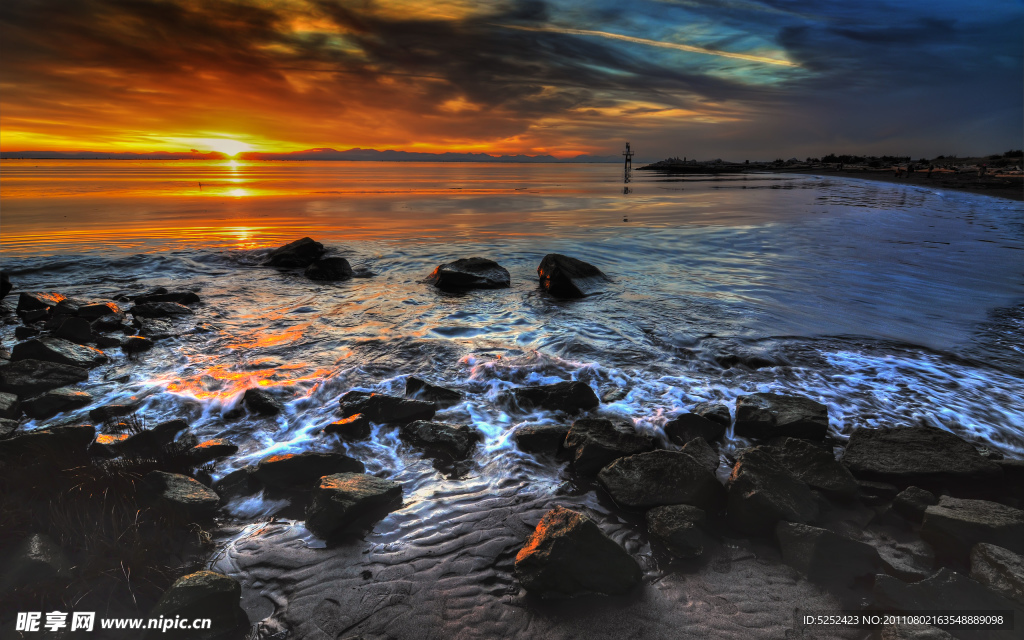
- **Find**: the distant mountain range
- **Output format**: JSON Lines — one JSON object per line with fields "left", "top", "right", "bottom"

{"left": 0, "top": 147, "right": 627, "bottom": 163}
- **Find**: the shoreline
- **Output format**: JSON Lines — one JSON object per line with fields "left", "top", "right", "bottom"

{"left": 784, "top": 168, "right": 1023, "bottom": 202}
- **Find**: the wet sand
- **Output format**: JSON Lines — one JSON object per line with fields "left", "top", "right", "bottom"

{"left": 789, "top": 168, "right": 1023, "bottom": 201}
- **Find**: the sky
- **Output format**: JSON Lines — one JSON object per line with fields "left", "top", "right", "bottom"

{"left": 0, "top": 0, "right": 1021, "bottom": 160}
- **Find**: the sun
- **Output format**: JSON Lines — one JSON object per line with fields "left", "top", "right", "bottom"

{"left": 204, "top": 139, "right": 252, "bottom": 157}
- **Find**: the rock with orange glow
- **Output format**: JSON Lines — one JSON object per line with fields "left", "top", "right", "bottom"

{"left": 305, "top": 257, "right": 354, "bottom": 281}
{"left": 537, "top": 254, "right": 609, "bottom": 298}
{"left": 427, "top": 257, "right": 510, "bottom": 290}
{"left": 243, "top": 387, "right": 284, "bottom": 416}
{"left": 21, "top": 387, "right": 92, "bottom": 419}
{"left": 77, "top": 301, "right": 123, "bottom": 318}
{"left": 515, "top": 506, "right": 641, "bottom": 598}
{"left": 16, "top": 291, "right": 65, "bottom": 314}
{"left": 510, "top": 380, "right": 599, "bottom": 414}
{"left": 324, "top": 413, "right": 372, "bottom": 440}
{"left": 597, "top": 449, "right": 726, "bottom": 510}
{"left": 264, "top": 237, "right": 325, "bottom": 268}
{"left": 564, "top": 417, "right": 653, "bottom": 475}
{"left": 122, "top": 335, "right": 154, "bottom": 353}
{"left": 11, "top": 336, "right": 107, "bottom": 368}
{"left": 253, "top": 452, "right": 365, "bottom": 490}
{"left": 305, "top": 472, "right": 403, "bottom": 538}
{"left": 726, "top": 446, "right": 818, "bottom": 536}
{"left": 188, "top": 439, "right": 240, "bottom": 465}
{"left": 339, "top": 392, "right": 435, "bottom": 425}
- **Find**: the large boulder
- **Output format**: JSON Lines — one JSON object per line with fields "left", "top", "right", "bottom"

{"left": 514, "top": 423, "right": 570, "bottom": 454}
{"left": 775, "top": 521, "right": 882, "bottom": 586}
{"left": 970, "top": 543, "right": 1024, "bottom": 606}
{"left": 146, "top": 471, "right": 220, "bottom": 518}
{"left": 305, "top": 473, "right": 403, "bottom": 538}
{"left": 598, "top": 449, "right": 725, "bottom": 510}
{"left": 768, "top": 437, "right": 858, "bottom": 499}
{"left": 726, "top": 446, "right": 819, "bottom": 536}
{"left": 427, "top": 257, "right": 511, "bottom": 290}
{"left": 0, "top": 360, "right": 87, "bottom": 397}
{"left": 537, "top": 254, "right": 609, "bottom": 298}
{"left": 252, "top": 452, "right": 365, "bottom": 490}
{"left": 734, "top": 393, "right": 828, "bottom": 440}
{"left": 11, "top": 336, "right": 107, "bottom": 368}
{"left": 130, "top": 301, "right": 193, "bottom": 318}
{"left": 0, "top": 391, "right": 19, "bottom": 420}
{"left": 143, "top": 571, "right": 248, "bottom": 640}
{"left": 324, "top": 413, "right": 372, "bottom": 441}
{"left": 264, "top": 237, "right": 325, "bottom": 268}
{"left": 511, "top": 381, "right": 599, "bottom": 414}
{"left": 646, "top": 504, "right": 708, "bottom": 558}
{"left": 841, "top": 426, "right": 1002, "bottom": 489}
{"left": 338, "top": 392, "right": 435, "bottom": 425}
{"left": 305, "top": 257, "right": 353, "bottom": 281}
{"left": 514, "top": 506, "right": 641, "bottom": 597}
{"left": 920, "top": 496, "right": 1024, "bottom": 563}
{"left": 564, "top": 417, "right": 653, "bottom": 475}
{"left": 21, "top": 387, "right": 92, "bottom": 419}
{"left": 405, "top": 376, "right": 463, "bottom": 408}
{"left": 243, "top": 387, "right": 284, "bottom": 416}
{"left": 400, "top": 420, "right": 481, "bottom": 460}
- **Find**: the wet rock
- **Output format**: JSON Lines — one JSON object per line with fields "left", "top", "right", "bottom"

{"left": 515, "top": 506, "right": 641, "bottom": 598}
{"left": 252, "top": 452, "right": 365, "bottom": 490}
{"left": 878, "top": 539, "right": 937, "bottom": 582}
{"left": 134, "top": 317, "right": 178, "bottom": 339}
{"left": 324, "top": 413, "right": 372, "bottom": 441}
{"left": 776, "top": 521, "right": 881, "bottom": 586}
{"left": 0, "top": 424, "right": 95, "bottom": 458}
{"left": 405, "top": 376, "right": 463, "bottom": 408}
{"left": 306, "top": 473, "right": 403, "bottom": 538}
{"left": 118, "top": 419, "right": 189, "bottom": 457}
{"left": 0, "top": 272, "right": 10, "bottom": 301}
{"left": 511, "top": 380, "right": 599, "bottom": 414}
{"left": 188, "top": 439, "right": 240, "bottom": 465}
{"left": 243, "top": 387, "right": 284, "bottom": 416}
{"left": 727, "top": 446, "right": 819, "bottom": 536}
{"left": 11, "top": 336, "right": 107, "bottom": 368}
{"left": 400, "top": 420, "right": 481, "bottom": 460}
{"left": 427, "top": 257, "right": 511, "bottom": 290}
{"left": 52, "top": 298, "right": 85, "bottom": 316}
{"left": 0, "top": 534, "right": 69, "bottom": 594}
{"left": 734, "top": 392, "right": 828, "bottom": 440}
{"left": 0, "top": 359, "right": 90, "bottom": 396}
{"left": 564, "top": 417, "right": 654, "bottom": 475}
{"left": 921, "top": 496, "right": 1024, "bottom": 563}
{"left": 21, "top": 387, "right": 92, "bottom": 419}
{"left": 598, "top": 449, "right": 726, "bottom": 510}
{"left": 88, "top": 432, "right": 131, "bottom": 458}
{"left": 970, "top": 543, "right": 1024, "bottom": 606}
{"left": 339, "top": 392, "right": 435, "bottom": 425}
{"left": 14, "top": 326, "right": 39, "bottom": 340}
{"left": 212, "top": 468, "right": 257, "bottom": 501}
{"left": 600, "top": 387, "right": 628, "bottom": 403}
{"left": 537, "top": 253, "right": 609, "bottom": 298}
{"left": 18, "top": 308, "right": 48, "bottom": 323}
{"left": 514, "top": 424, "right": 570, "bottom": 454}
{"left": 305, "top": 257, "right": 354, "bottom": 281}
{"left": 133, "top": 291, "right": 200, "bottom": 306}
{"left": 664, "top": 412, "right": 726, "bottom": 445}
{"left": 122, "top": 335, "right": 154, "bottom": 352}
{"left": 55, "top": 316, "right": 94, "bottom": 344}
{"left": 995, "top": 459, "right": 1024, "bottom": 499}
{"left": 264, "top": 237, "right": 325, "bottom": 268}
{"left": 92, "top": 314, "right": 133, "bottom": 334}
{"left": 893, "top": 486, "right": 939, "bottom": 522}
{"left": 0, "top": 391, "right": 19, "bottom": 420}
{"left": 841, "top": 425, "right": 1001, "bottom": 488}
{"left": 17, "top": 291, "right": 65, "bottom": 314}
{"left": 768, "top": 437, "right": 858, "bottom": 500}
{"left": 646, "top": 504, "right": 708, "bottom": 558}
{"left": 144, "top": 571, "right": 248, "bottom": 640}
{"left": 146, "top": 471, "right": 220, "bottom": 518}
{"left": 874, "top": 568, "right": 1020, "bottom": 634}
{"left": 131, "top": 301, "right": 194, "bottom": 318}
{"left": 680, "top": 437, "right": 719, "bottom": 474}
{"left": 78, "top": 301, "right": 123, "bottom": 318}
{"left": 0, "top": 418, "right": 17, "bottom": 439}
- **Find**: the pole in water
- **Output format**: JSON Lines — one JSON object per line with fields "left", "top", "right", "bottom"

{"left": 622, "top": 142, "right": 634, "bottom": 184}
{"left": 198, "top": 182, "right": 202, "bottom": 191}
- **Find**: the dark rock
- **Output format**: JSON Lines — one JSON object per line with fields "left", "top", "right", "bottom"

{"left": 0, "top": 359, "right": 90, "bottom": 396}
{"left": 646, "top": 504, "right": 708, "bottom": 558}
{"left": 400, "top": 420, "right": 481, "bottom": 460}
{"left": 0, "top": 418, "right": 17, "bottom": 439}
{"left": 305, "top": 257, "right": 354, "bottom": 281}
{"left": 880, "top": 625, "right": 956, "bottom": 640}
{"left": 726, "top": 446, "right": 819, "bottom": 536}
{"left": 17, "top": 291, "right": 65, "bottom": 313}
{"left": 55, "top": 316, "right": 94, "bottom": 344}
{"left": 537, "top": 253, "right": 609, "bottom": 298}
{"left": 0, "top": 272, "right": 10, "bottom": 301}
{"left": 0, "top": 391, "right": 19, "bottom": 420}
{"left": 0, "top": 534, "right": 68, "bottom": 594}
{"left": 146, "top": 471, "right": 220, "bottom": 518}
{"left": 243, "top": 387, "right": 284, "bottom": 416}
{"left": 405, "top": 376, "right": 463, "bottom": 408}
{"left": 22, "top": 387, "right": 92, "bottom": 419}
{"left": 515, "top": 506, "right": 641, "bottom": 597}
{"left": 94, "top": 336, "right": 120, "bottom": 351}
{"left": 133, "top": 291, "right": 200, "bottom": 306}
{"left": 841, "top": 426, "right": 1001, "bottom": 488}
{"left": 122, "top": 335, "right": 154, "bottom": 352}
{"left": 91, "top": 314, "right": 133, "bottom": 334}
{"left": 858, "top": 479, "right": 900, "bottom": 504}
{"left": 11, "top": 336, "right": 107, "bottom": 368}
{"left": 598, "top": 449, "right": 726, "bottom": 510}
{"left": 324, "top": 413, "right": 372, "bottom": 441}
{"left": 131, "top": 301, "right": 194, "bottom": 318}
{"left": 339, "top": 392, "right": 435, "bottom": 425}
{"left": 693, "top": 401, "right": 732, "bottom": 427}
{"left": 564, "top": 417, "right": 654, "bottom": 475}
{"left": 680, "top": 437, "right": 719, "bottom": 474}
{"left": 264, "top": 237, "right": 325, "bottom": 268}
{"left": 143, "top": 571, "right": 248, "bottom": 640}
{"left": 14, "top": 326, "right": 39, "bottom": 340}
{"left": 135, "top": 317, "right": 177, "bottom": 339}
{"left": 118, "top": 419, "right": 189, "bottom": 457}
{"left": 0, "top": 424, "right": 95, "bottom": 457}
{"left": 188, "top": 439, "right": 240, "bottom": 465}
{"left": 252, "top": 452, "right": 365, "bottom": 490}
{"left": 600, "top": 387, "right": 628, "bottom": 403}
{"left": 970, "top": 543, "right": 1024, "bottom": 606}
{"left": 776, "top": 521, "right": 882, "bottom": 586}
{"left": 426, "top": 257, "right": 511, "bottom": 290}
{"left": 305, "top": 473, "right": 403, "bottom": 537}
{"left": 78, "top": 301, "right": 123, "bottom": 318}
{"left": 995, "top": 460, "right": 1024, "bottom": 499}
{"left": 734, "top": 392, "right": 829, "bottom": 440}
{"left": 877, "top": 539, "right": 937, "bottom": 582}
{"left": 768, "top": 437, "right": 858, "bottom": 500}
{"left": 511, "top": 381, "right": 599, "bottom": 414}
{"left": 893, "top": 486, "right": 939, "bottom": 522}
{"left": 514, "top": 424, "right": 570, "bottom": 454}
{"left": 921, "top": 496, "right": 1024, "bottom": 563}
{"left": 52, "top": 298, "right": 84, "bottom": 316}
{"left": 18, "top": 308, "right": 48, "bottom": 323}
{"left": 88, "top": 432, "right": 131, "bottom": 458}
{"left": 212, "top": 468, "right": 257, "bottom": 501}
{"left": 664, "top": 412, "right": 726, "bottom": 445}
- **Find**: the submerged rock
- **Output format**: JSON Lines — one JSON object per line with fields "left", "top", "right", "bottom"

{"left": 726, "top": 446, "right": 818, "bottom": 536}
{"left": 243, "top": 387, "right": 284, "bottom": 416}
{"left": 970, "top": 543, "right": 1024, "bottom": 606}
{"left": 734, "top": 392, "right": 828, "bottom": 440}
{"left": 598, "top": 449, "right": 726, "bottom": 510}
{"left": 144, "top": 571, "right": 248, "bottom": 640}
{"left": 400, "top": 420, "right": 481, "bottom": 460}
{"left": 646, "top": 504, "right": 708, "bottom": 558}
{"left": 537, "top": 253, "right": 609, "bottom": 298}
{"left": 305, "top": 257, "right": 354, "bottom": 281}
{"left": 775, "top": 521, "right": 881, "bottom": 586}
{"left": 21, "top": 387, "right": 92, "bottom": 419}
{"left": 921, "top": 496, "right": 1024, "bottom": 563}
{"left": 252, "top": 452, "right": 365, "bottom": 490}
{"left": 264, "top": 237, "right": 325, "bottom": 268}
{"left": 11, "top": 336, "right": 107, "bottom": 368}
{"left": 0, "top": 391, "right": 19, "bottom": 420}
{"left": 0, "top": 359, "right": 90, "bottom": 396}
{"left": 405, "top": 376, "right": 463, "bottom": 408}
{"left": 339, "top": 392, "right": 436, "bottom": 425}
{"left": 768, "top": 437, "right": 858, "bottom": 500}
{"left": 146, "top": 471, "right": 220, "bottom": 518}
{"left": 515, "top": 506, "right": 641, "bottom": 597}
{"left": 511, "top": 380, "right": 599, "bottom": 414}
{"left": 131, "top": 301, "right": 194, "bottom": 318}
{"left": 324, "top": 413, "right": 372, "bottom": 441}
{"left": 892, "top": 486, "right": 939, "bottom": 522}
{"left": 514, "top": 423, "right": 570, "bottom": 454}
{"left": 427, "top": 257, "right": 511, "bottom": 290}
{"left": 564, "top": 417, "right": 654, "bottom": 475}
{"left": 306, "top": 472, "right": 403, "bottom": 538}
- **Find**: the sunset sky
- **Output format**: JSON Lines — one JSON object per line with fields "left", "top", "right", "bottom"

{"left": 1, "top": 0, "right": 1020, "bottom": 159}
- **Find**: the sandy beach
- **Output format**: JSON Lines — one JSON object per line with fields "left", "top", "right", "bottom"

{"left": 790, "top": 167, "right": 1023, "bottom": 201}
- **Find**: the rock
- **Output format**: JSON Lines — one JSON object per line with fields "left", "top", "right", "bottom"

{"left": 92, "top": 314, "right": 133, "bottom": 334}
{"left": 133, "top": 291, "right": 199, "bottom": 306}
{"left": 514, "top": 424, "right": 570, "bottom": 454}
{"left": 89, "top": 403, "right": 138, "bottom": 423}
{"left": 78, "top": 301, "right": 123, "bottom": 318}
{"left": 858, "top": 479, "right": 900, "bottom": 504}
{"left": 601, "top": 387, "right": 628, "bottom": 403}
{"left": 11, "top": 336, "right": 107, "bottom": 368}
{"left": 776, "top": 521, "right": 881, "bottom": 586}
{"left": 646, "top": 504, "right": 707, "bottom": 558}
{"left": 305, "top": 257, "right": 354, "bottom": 281}
{"left": 18, "top": 308, "right": 48, "bottom": 323}
{"left": 0, "top": 424, "right": 95, "bottom": 456}
{"left": 264, "top": 237, "right": 325, "bottom": 268}
{"left": 878, "top": 539, "right": 937, "bottom": 582}
{"left": 122, "top": 335, "right": 154, "bottom": 352}
{"left": 511, "top": 381, "right": 599, "bottom": 414}
{"left": 921, "top": 496, "right": 1024, "bottom": 563}
{"left": 305, "top": 473, "right": 403, "bottom": 537}
{"left": 841, "top": 425, "right": 1001, "bottom": 488}
{"left": 55, "top": 316, "right": 94, "bottom": 344}
{"left": 0, "top": 418, "right": 17, "bottom": 439}
{"left": 995, "top": 459, "right": 1024, "bottom": 499}
{"left": 537, "top": 254, "right": 609, "bottom": 298}
{"left": 339, "top": 392, "right": 435, "bottom": 425}
{"left": 324, "top": 413, "right": 372, "bottom": 441}
{"left": 400, "top": 420, "right": 481, "bottom": 460}
{"left": 598, "top": 449, "right": 726, "bottom": 510}
{"left": 52, "top": 298, "right": 84, "bottom": 316}
{"left": 14, "top": 326, "right": 39, "bottom": 340}
{"left": 405, "top": 376, "right": 463, "bottom": 408}
{"left": 16, "top": 291, "right": 65, "bottom": 313}
{"left": 664, "top": 412, "right": 726, "bottom": 445}
{"left": 0, "top": 272, "right": 10, "bottom": 301}
{"left": 893, "top": 486, "right": 939, "bottom": 522}
{"left": 880, "top": 625, "right": 957, "bottom": 640}
{"left": 0, "top": 391, "right": 19, "bottom": 420}
{"left": 144, "top": 571, "right": 248, "bottom": 640}
{"left": 564, "top": 417, "right": 654, "bottom": 475}
{"left": 693, "top": 402, "right": 731, "bottom": 427}
{"left": 21, "top": 387, "right": 92, "bottom": 419}
{"left": 515, "top": 506, "right": 641, "bottom": 597}
{"left": 734, "top": 392, "right": 828, "bottom": 440}
{"left": 118, "top": 419, "right": 189, "bottom": 457}
{"left": 426, "top": 257, "right": 510, "bottom": 290}
{"left": 970, "top": 543, "right": 1024, "bottom": 606}
{"left": 252, "top": 452, "right": 365, "bottom": 490}
{"left": 243, "top": 387, "right": 284, "bottom": 416}
{"left": 680, "top": 437, "right": 719, "bottom": 474}
{"left": 0, "top": 359, "right": 90, "bottom": 396}
{"left": 88, "top": 432, "right": 131, "bottom": 457}
{"left": 768, "top": 437, "right": 858, "bottom": 499}
{"left": 212, "top": 468, "right": 257, "bottom": 501}
{"left": 726, "top": 446, "right": 819, "bottom": 536}
{"left": 131, "top": 301, "right": 194, "bottom": 318}
{"left": 134, "top": 317, "right": 178, "bottom": 339}
{"left": 0, "top": 534, "right": 68, "bottom": 594}
{"left": 146, "top": 471, "right": 220, "bottom": 518}
{"left": 188, "top": 439, "right": 239, "bottom": 465}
